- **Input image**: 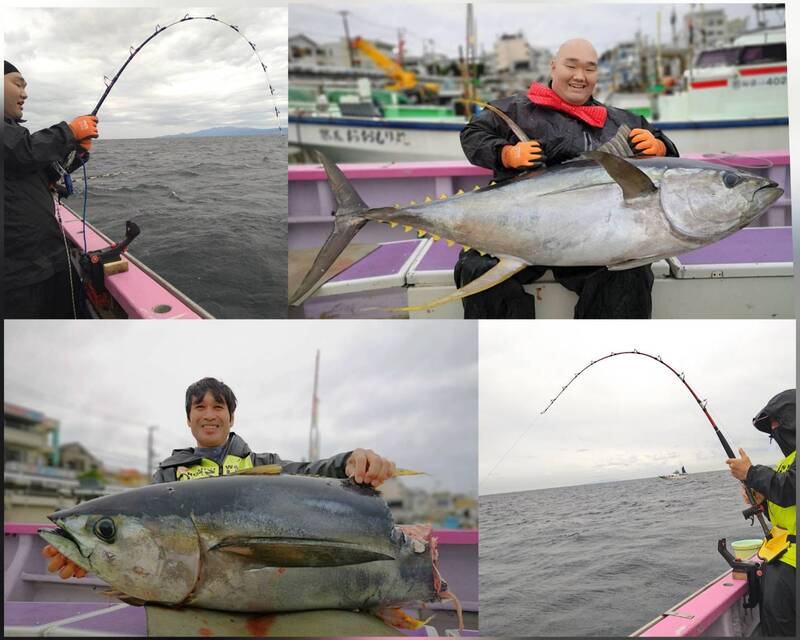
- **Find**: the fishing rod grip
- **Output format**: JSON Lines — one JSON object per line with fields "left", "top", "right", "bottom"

{"left": 716, "top": 429, "right": 736, "bottom": 459}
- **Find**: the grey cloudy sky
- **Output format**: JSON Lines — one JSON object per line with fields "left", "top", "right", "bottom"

{"left": 4, "top": 321, "right": 478, "bottom": 496}
{"left": 4, "top": 5, "right": 288, "bottom": 138}
{"left": 289, "top": 2, "right": 767, "bottom": 59}
{"left": 480, "top": 320, "right": 795, "bottom": 495}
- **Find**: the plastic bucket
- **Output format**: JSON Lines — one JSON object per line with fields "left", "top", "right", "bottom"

{"left": 732, "top": 538, "right": 763, "bottom": 560}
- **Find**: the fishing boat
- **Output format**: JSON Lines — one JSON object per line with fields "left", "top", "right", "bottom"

{"left": 55, "top": 201, "right": 213, "bottom": 319}
{"left": 652, "top": 27, "right": 788, "bottom": 155}
{"left": 659, "top": 466, "right": 689, "bottom": 480}
{"left": 4, "top": 522, "right": 478, "bottom": 636}
{"left": 288, "top": 153, "right": 792, "bottom": 319}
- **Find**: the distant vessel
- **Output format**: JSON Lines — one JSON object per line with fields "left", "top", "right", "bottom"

{"left": 659, "top": 465, "right": 689, "bottom": 480}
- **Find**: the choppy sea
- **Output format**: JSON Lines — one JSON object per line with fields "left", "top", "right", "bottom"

{"left": 480, "top": 469, "right": 766, "bottom": 636}
{"left": 71, "top": 135, "right": 287, "bottom": 318}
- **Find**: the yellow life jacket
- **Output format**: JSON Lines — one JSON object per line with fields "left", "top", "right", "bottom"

{"left": 175, "top": 453, "right": 254, "bottom": 481}
{"left": 765, "top": 450, "right": 796, "bottom": 568}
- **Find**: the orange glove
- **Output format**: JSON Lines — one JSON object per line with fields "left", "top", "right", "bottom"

{"left": 501, "top": 140, "right": 543, "bottom": 169}
{"left": 42, "top": 544, "right": 88, "bottom": 579}
{"left": 68, "top": 115, "right": 99, "bottom": 152}
{"left": 629, "top": 128, "right": 666, "bottom": 156}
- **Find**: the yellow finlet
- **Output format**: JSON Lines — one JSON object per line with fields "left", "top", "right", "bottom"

{"left": 473, "top": 185, "right": 480, "bottom": 191}
{"left": 446, "top": 239, "right": 455, "bottom": 247}
{"left": 417, "top": 229, "right": 427, "bottom": 238}
{"left": 409, "top": 200, "right": 417, "bottom": 206}
{"left": 489, "top": 181, "right": 497, "bottom": 186}
{"left": 462, "top": 245, "right": 471, "bottom": 251}
{"left": 424, "top": 196, "right": 432, "bottom": 203}
{"left": 478, "top": 250, "right": 486, "bottom": 256}
{"left": 234, "top": 464, "right": 283, "bottom": 476}
{"left": 393, "top": 203, "right": 401, "bottom": 209}
{"left": 455, "top": 189, "right": 464, "bottom": 196}
{"left": 431, "top": 234, "right": 440, "bottom": 241}
{"left": 389, "top": 221, "right": 398, "bottom": 228}
{"left": 403, "top": 225, "right": 413, "bottom": 233}
{"left": 438, "top": 193, "right": 447, "bottom": 200}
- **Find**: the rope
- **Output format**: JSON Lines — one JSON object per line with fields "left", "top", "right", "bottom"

{"left": 92, "top": 14, "right": 281, "bottom": 131}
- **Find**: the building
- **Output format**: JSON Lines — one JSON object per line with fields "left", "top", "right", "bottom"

{"left": 4, "top": 402, "right": 59, "bottom": 466}
{"left": 682, "top": 9, "right": 748, "bottom": 48}
{"left": 59, "top": 442, "right": 102, "bottom": 474}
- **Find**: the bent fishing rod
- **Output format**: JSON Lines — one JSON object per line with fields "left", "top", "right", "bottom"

{"left": 90, "top": 14, "right": 281, "bottom": 127}
{"left": 537, "top": 350, "right": 772, "bottom": 538}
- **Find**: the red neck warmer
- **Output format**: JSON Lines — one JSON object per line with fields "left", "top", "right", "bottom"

{"left": 527, "top": 82, "right": 607, "bottom": 128}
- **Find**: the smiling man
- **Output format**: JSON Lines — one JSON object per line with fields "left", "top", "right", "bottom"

{"left": 458, "top": 39, "right": 678, "bottom": 319}
{"left": 4, "top": 60, "right": 99, "bottom": 318}
{"left": 43, "top": 376, "right": 398, "bottom": 580}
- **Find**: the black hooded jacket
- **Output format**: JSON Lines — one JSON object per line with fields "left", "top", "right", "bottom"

{"left": 3, "top": 116, "right": 81, "bottom": 290}
{"left": 745, "top": 389, "right": 796, "bottom": 509}
{"left": 460, "top": 92, "right": 679, "bottom": 182}
{"left": 152, "top": 432, "right": 353, "bottom": 483}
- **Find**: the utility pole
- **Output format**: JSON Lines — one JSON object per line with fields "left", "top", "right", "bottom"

{"left": 339, "top": 11, "right": 355, "bottom": 68}
{"left": 147, "top": 425, "right": 158, "bottom": 477}
{"left": 397, "top": 28, "right": 406, "bottom": 66}
{"left": 309, "top": 351, "right": 321, "bottom": 462}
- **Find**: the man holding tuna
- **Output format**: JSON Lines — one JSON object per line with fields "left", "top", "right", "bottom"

{"left": 43, "top": 377, "right": 397, "bottom": 579}
{"left": 459, "top": 38, "right": 678, "bottom": 319}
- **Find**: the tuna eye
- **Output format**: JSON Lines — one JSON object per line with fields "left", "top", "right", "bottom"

{"left": 722, "top": 172, "right": 741, "bottom": 189}
{"left": 94, "top": 518, "right": 116, "bottom": 542}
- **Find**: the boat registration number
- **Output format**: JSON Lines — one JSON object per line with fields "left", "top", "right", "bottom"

{"left": 318, "top": 127, "right": 411, "bottom": 146}
{"left": 733, "top": 75, "right": 787, "bottom": 89}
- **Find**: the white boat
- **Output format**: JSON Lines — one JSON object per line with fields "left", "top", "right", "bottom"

{"left": 654, "top": 27, "right": 788, "bottom": 154}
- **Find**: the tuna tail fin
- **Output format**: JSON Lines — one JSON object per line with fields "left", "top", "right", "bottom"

{"left": 289, "top": 151, "right": 370, "bottom": 306}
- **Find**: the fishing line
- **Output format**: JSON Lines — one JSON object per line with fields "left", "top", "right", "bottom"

{"left": 483, "top": 412, "right": 545, "bottom": 479}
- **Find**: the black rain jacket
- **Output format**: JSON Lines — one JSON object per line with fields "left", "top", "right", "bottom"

{"left": 152, "top": 432, "right": 353, "bottom": 483}
{"left": 460, "top": 92, "right": 679, "bottom": 182}
{"left": 3, "top": 116, "right": 82, "bottom": 290}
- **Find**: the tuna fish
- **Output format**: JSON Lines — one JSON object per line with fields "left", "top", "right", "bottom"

{"left": 288, "top": 122, "right": 782, "bottom": 311}
{"left": 39, "top": 470, "right": 449, "bottom": 618}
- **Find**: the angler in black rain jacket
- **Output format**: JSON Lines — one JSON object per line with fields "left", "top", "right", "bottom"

{"left": 4, "top": 61, "right": 97, "bottom": 318}
{"left": 457, "top": 39, "right": 678, "bottom": 319}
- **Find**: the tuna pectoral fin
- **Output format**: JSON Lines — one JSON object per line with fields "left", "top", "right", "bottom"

{"left": 607, "top": 255, "right": 662, "bottom": 270}
{"left": 386, "top": 255, "right": 529, "bottom": 312}
{"left": 582, "top": 150, "right": 657, "bottom": 202}
{"left": 213, "top": 538, "right": 395, "bottom": 567}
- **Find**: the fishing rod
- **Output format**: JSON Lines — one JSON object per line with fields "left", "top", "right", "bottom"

{"left": 91, "top": 14, "right": 281, "bottom": 127}
{"left": 539, "top": 349, "right": 772, "bottom": 538}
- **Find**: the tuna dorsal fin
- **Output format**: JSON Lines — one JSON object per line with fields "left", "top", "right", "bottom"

{"left": 480, "top": 102, "right": 530, "bottom": 142}
{"left": 596, "top": 123, "right": 635, "bottom": 157}
{"left": 581, "top": 150, "right": 657, "bottom": 202}
{"left": 212, "top": 537, "right": 395, "bottom": 567}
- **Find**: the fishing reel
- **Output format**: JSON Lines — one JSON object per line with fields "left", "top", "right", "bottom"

{"left": 717, "top": 538, "right": 763, "bottom": 609}
{"left": 80, "top": 221, "right": 140, "bottom": 299}
{"left": 742, "top": 502, "right": 766, "bottom": 524}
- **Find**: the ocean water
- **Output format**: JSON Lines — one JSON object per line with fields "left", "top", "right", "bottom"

{"left": 70, "top": 135, "right": 287, "bottom": 318}
{"left": 480, "top": 470, "right": 767, "bottom": 636}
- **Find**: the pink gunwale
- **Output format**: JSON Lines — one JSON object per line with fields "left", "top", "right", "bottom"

{"left": 637, "top": 568, "right": 750, "bottom": 636}
{"left": 56, "top": 202, "right": 203, "bottom": 319}
{"left": 288, "top": 152, "right": 789, "bottom": 182}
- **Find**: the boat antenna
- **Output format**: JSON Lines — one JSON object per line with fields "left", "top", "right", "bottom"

{"left": 91, "top": 14, "right": 281, "bottom": 130}
{"left": 540, "top": 349, "right": 771, "bottom": 538}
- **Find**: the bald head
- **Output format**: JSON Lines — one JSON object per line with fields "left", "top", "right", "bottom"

{"left": 550, "top": 38, "right": 598, "bottom": 105}
{"left": 555, "top": 39, "right": 598, "bottom": 64}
